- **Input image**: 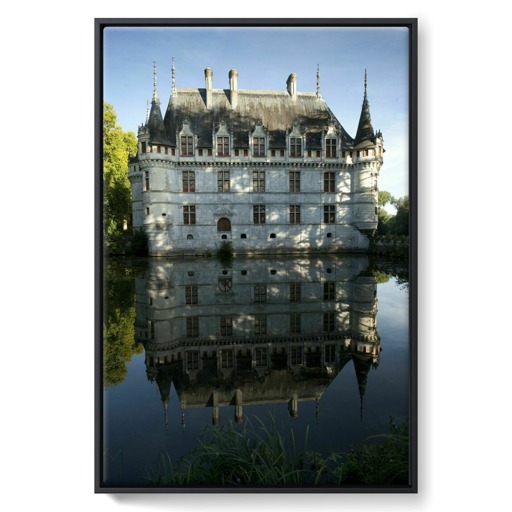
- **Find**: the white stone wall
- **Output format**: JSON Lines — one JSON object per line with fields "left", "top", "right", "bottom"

{"left": 129, "top": 141, "right": 383, "bottom": 255}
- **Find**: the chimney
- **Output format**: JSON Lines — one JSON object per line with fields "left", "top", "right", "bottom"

{"left": 205, "top": 67, "right": 213, "bottom": 109}
{"left": 287, "top": 73, "right": 297, "bottom": 100}
{"left": 229, "top": 68, "right": 238, "bottom": 109}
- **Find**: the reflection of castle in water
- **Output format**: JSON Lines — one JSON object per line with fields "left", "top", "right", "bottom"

{"left": 135, "top": 255, "right": 381, "bottom": 426}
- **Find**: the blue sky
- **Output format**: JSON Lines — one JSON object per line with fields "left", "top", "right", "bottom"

{"left": 103, "top": 25, "right": 409, "bottom": 199}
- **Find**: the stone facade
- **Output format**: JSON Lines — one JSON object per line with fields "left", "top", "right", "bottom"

{"left": 129, "top": 66, "right": 384, "bottom": 256}
{"left": 136, "top": 256, "right": 380, "bottom": 424}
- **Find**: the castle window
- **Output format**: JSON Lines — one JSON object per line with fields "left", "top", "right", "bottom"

{"left": 290, "top": 282, "right": 301, "bottom": 302}
{"left": 217, "top": 136, "right": 230, "bottom": 156}
{"left": 235, "top": 149, "right": 239, "bottom": 156}
{"left": 291, "top": 347, "right": 303, "bottom": 365}
{"left": 289, "top": 205, "right": 300, "bottom": 224}
{"left": 217, "top": 170, "right": 230, "bottom": 192}
{"left": 323, "top": 311, "right": 335, "bottom": 332}
{"left": 220, "top": 316, "right": 233, "bottom": 336}
{"left": 241, "top": 233, "right": 247, "bottom": 239}
{"left": 290, "top": 314, "right": 301, "bottom": 334}
{"left": 183, "top": 205, "right": 196, "bottom": 225}
{"left": 289, "top": 171, "right": 300, "bottom": 192}
{"left": 323, "top": 282, "right": 335, "bottom": 301}
{"left": 187, "top": 234, "right": 193, "bottom": 240}
{"left": 185, "top": 285, "right": 198, "bottom": 305}
{"left": 254, "top": 315, "right": 267, "bottom": 335}
{"left": 254, "top": 284, "right": 267, "bottom": 302}
{"left": 186, "top": 351, "right": 199, "bottom": 370}
{"left": 325, "top": 344, "right": 336, "bottom": 364}
{"left": 270, "top": 233, "right": 276, "bottom": 239}
{"left": 253, "top": 137, "right": 265, "bottom": 157}
{"left": 186, "top": 317, "right": 199, "bottom": 337}
{"left": 323, "top": 205, "right": 335, "bottom": 224}
{"left": 221, "top": 350, "right": 234, "bottom": 368}
{"left": 208, "top": 149, "right": 212, "bottom": 156}
{"left": 253, "top": 205, "right": 265, "bottom": 224}
{"left": 144, "top": 171, "right": 150, "bottom": 191}
{"left": 180, "top": 135, "right": 194, "bottom": 156}
{"left": 255, "top": 348, "right": 268, "bottom": 367}
{"left": 182, "top": 171, "right": 195, "bottom": 192}
{"left": 172, "top": 148, "right": 176, "bottom": 156}
{"left": 271, "top": 149, "right": 276, "bottom": 157}
{"left": 324, "top": 172, "right": 335, "bottom": 193}
{"left": 326, "top": 232, "right": 332, "bottom": 238}
{"left": 252, "top": 170, "right": 265, "bottom": 192}
{"left": 221, "top": 234, "right": 227, "bottom": 239}
{"left": 156, "top": 145, "right": 161, "bottom": 154}
{"left": 141, "top": 142, "right": 147, "bottom": 153}
{"left": 326, "top": 139, "right": 337, "bottom": 158}
{"left": 198, "top": 149, "right": 203, "bottom": 156}
{"left": 146, "top": 207, "right": 150, "bottom": 216}
{"left": 290, "top": 137, "right": 302, "bottom": 157}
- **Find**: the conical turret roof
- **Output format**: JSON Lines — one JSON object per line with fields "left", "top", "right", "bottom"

{"left": 146, "top": 62, "right": 172, "bottom": 145}
{"left": 354, "top": 70, "right": 375, "bottom": 148}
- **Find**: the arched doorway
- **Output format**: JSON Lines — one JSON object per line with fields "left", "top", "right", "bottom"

{"left": 217, "top": 217, "right": 231, "bottom": 232}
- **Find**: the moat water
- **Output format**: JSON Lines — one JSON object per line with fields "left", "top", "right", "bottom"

{"left": 102, "top": 254, "right": 410, "bottom": 487}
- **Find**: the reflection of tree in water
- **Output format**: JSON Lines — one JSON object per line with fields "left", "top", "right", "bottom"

{"left": 369, "top": 258, "right": 409, "bottom": 292}
{"left": 103, "top": 260, "right": 144, "bottom": 387}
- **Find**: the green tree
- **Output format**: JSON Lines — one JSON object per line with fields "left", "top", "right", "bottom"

{"left": 103, "top": 261, "right": 143, "bottom": 387}
{"left": 103, "top": 102, "right": 138, "bottom": 252}
{"left": 377, "top": 190, "right": 395, "bottom": 235}
{"left": 376, "top": 191, "right": 409, "bottom": 237}
{"left": 389, "top": 196, "right": 409, "bottom": 236}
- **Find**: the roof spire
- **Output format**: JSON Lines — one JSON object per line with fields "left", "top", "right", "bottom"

{"left": 316, "top": 64, "right": 321, "bottom": 98}
{"left": 354, "top": 68, "right": 375, "bottom": 146}
{"left": 152, "top": 61, "right": 160, "bottom": 105}
{"left": 145, "top": 99, "right": 150, "bottom": 124}
{"left": 171, "top": 57, "right": 176, "bottom": 97}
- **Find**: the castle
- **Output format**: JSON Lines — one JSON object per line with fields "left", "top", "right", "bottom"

{"left": 136, "top": 255, "right": 381, "bottom": 426}
{"left": 128, "top": 62, "right": 384, "bottom": 256}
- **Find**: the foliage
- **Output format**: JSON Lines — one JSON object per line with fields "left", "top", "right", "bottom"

{"left": 129, "top": 228, "right": 149, "bottom": 256}
{"left": 371, "top": 269, "right": 391, "bottom": 284}
{"left": 215, "top": 241, "right": 234, "bottom": 263}
{"left": 376, "top": 191, "right": 409, "bottom": 237}
{"left": 339, "top": 419, "right": 409, "bottom": 485}
{"left": 146, "top": 415, "right": 409, "bottom": 487}
{"left": 103, "top": 261, "right": 143, "bottom": 387}
{"left": 103, "top": 102, "right": 138, "bottom": 253}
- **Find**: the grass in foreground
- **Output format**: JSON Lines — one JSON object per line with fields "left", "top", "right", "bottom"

{"left": 146, "top": 416, "right": 409, "bottom": 487}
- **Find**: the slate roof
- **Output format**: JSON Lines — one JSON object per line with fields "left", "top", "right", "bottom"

{"left": 353, "top": 93, "right": 376, "bottom": 149}
{"left": 140, "top": 87, "right": 358, "bottom": 149}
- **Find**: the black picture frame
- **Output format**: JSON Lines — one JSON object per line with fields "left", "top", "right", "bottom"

{"left": 95, "top": 17, "right": 417, "bottom": 494}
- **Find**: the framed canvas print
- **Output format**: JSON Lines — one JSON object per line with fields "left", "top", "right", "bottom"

{"left": 95, "top": 18, "right": 417, "bottom": 493}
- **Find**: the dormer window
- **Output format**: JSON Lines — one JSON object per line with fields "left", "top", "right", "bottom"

{"left": 290, "top": 137, "right": 302, "bottom": 157}
{"left": 326, "top": 138, "right": 337, "bottom": 158}
{"left": 180, "top": 135, "right": 193, "bottom": 156}
{"left": 217, "top": 136, "right": 230, "bottom": 156}
{"left": 253, "top": 137, "right": 265, "bottom": 157}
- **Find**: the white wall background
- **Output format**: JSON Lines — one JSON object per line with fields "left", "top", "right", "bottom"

{"left": 2, "top": 2, "right": 510, "bottom": 511}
